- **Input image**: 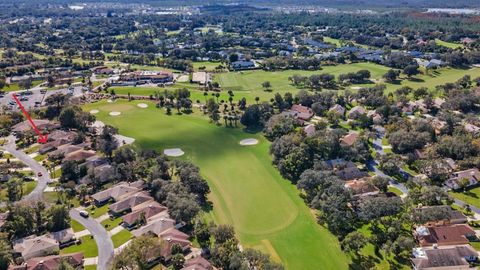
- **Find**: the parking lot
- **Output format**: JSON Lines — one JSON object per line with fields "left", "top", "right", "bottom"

{"left": 0, "top": 86, "right": 84, "bottom": 111}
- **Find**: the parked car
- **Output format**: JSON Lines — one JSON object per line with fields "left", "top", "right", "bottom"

{"left": 37, "top": 172, "right": 43, "bottom": 177}
{"left": 79, "top": 211, "right": 89, "bottom": 218}
{"left": 40, "top": 89, "right": 47, "bottom": 94}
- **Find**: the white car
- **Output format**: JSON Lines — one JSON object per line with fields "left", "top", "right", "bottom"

{"left": 79, "top": 211, "right": 89, "bottom": 218}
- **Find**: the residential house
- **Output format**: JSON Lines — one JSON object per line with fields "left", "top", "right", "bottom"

{"left": 328, "top": 104, "right": 345, "bottom": 116}
{"left": 412, "top": 245, "right": 478, "bottom": 270}
{"left": 63, "top": 150, "right": 96, "bottom": 162}
{"left": 191, "top": 72, "right": 209, "bottom": 85}
{"left": 108, "top": 192, "right": 154, "bottom": 216}
{"left": 344, "top": 178, "right": 379, "bottom": 198}
{"left": 131, "top": 216, "right": 176, "bottom": 237}
{"left": 13, "top": 235, "right": 59, "bottom": 260}
{"left": 304, "top": 124, "right": 316, "bottom": 137}
{"left": 290, "top": 104, "right": 314, "bottom": 121}
{"left": 324, "top": 159, "right": 368, "bottom": 180}
{"left": 49, "top": 228, "right": 75, "bottom": 247}
{"left": 445, "top": 168, "right": 479, "bottom": 190}
{"left": 117, "top": 71, "right": 173, "bottom": 84}
{"left": 340, "top": 132, "right": 359, "bottom": 146}
{"left": 12, "top": 120, "right": 58, "bottom": 133}
{"left": 413, "top": 205, "right": 468, "bottom": 225}
{"left": 414, "top": 224, "right": 476, "bottom": 247}
{"left": 159, "top": 228, "right": 191, "bottom": 261}
{"left": 444, "top": 158, "right": 457, "bottom": 171}
{"left": 122, "top": 202, "right": 168, "bottom": 228}
{"left": 91, "top": 181, "right": 143, "bottom": 205}
{"left": 9, "top": 252, "right": 84, "bottom": 270}
{"left": 182, "top": 256, "right": 214, "bottom": 270}
{"left": 464, "top": 123, "right": 480, "bottom": 135}
{"left": 348, "top": 106, "right": 366, "bottom": 119}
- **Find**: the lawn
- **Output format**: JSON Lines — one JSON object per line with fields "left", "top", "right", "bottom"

{"left": 435, "top": 39, "right": 464, "bottom": 49}
{"left": 61, "top": 235, "right": 98, "bottom": 258}
{"left": 84, "top": 265, "right": 96, "bottom": 270}
{"left": 192, "top": 61, "right": 224, "bottom": 71}
{"left": 101, "top": 216, "right": 122, "bottom": 230}
{"left": 387, "top": 186, "right": 404, "bottom": 196}
{"left": 449, "top": 187, "right": 480, "bottom": 209}
{"left": 111, "top": 229, "right": 132, "bottom": 248}
{"left": 88, "top": 204, "right": 109, "bottom": 218}
{"left": 71, "top": 219, "right": 85, "bottom": 232}
{"left": 0, "top": 181, "right": 37, "bottom": 202}
{"left": 3, "top": 80, "right": 43, "bottom": 92}
{"left": 82, "top": 99, "right": 349, "bottom": 270}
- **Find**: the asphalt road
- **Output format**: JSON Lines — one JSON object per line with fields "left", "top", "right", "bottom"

{"left": 69, "top": 209, "right": 114, "bottom": 270}
{"left": 1, "top": 135, "right": 50, "bottom": 201}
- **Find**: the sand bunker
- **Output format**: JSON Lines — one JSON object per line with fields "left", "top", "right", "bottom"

{"left": 107, "top": 99, "right": 114, "bottom": 103}
{"left": 239, "top": 138, "right": 259, "bottom": 146}
{"left": 115, "top": 134, "right": 135, "bottom": 146}
{"left": 89, "top": 109, "right": 99, "bottom": 114}
{"left": 137, "top": 103, "right": 148, "bottom": 108}
{"left": 163, "top": 148, "right": 185, "bottom": 157}
{"left": 350, "top": 86, "right": 363, "bottom": 90}
{"left": 109, "top": 111, "right": 121, "bottom": 116}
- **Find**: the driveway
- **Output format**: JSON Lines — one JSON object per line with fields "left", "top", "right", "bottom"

{"left": 70, "top": 209, "right": 114, "bottom": 270}
{"left": 0, "top": 135, "right": 50, "bottom": 201}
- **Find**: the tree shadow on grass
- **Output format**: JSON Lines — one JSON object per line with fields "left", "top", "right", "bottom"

{"left": 406, "top": 77, "right": 425, "bottom": 83}
{"left": 349, "top": 254, "right": 380, "bottom": 270}
{"left": 242, "top": 126, "right": 263, "bottom": 134}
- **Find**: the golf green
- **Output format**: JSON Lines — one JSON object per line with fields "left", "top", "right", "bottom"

{"left": 83, "top": 99, "right": 348, "bottom": 270}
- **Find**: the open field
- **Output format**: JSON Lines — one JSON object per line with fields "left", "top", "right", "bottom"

{"left": 449, "top": 187, "right": 480, "bottom": 209}
{"left": 3, "top": 81, "right": 43, "bottom": 92}
{"left": 82, "top": 99, "right": 348, "bottom": 270}
{"left": 192, "top": 61, "right": 224, "bottom": 71}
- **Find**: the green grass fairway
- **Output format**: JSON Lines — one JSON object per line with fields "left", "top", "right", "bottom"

{"left": 83, "top": 100, "right": 348, "bottom": 270}
{"left": 435, "top": 39, "right": 464, "bottom": 49}
{"left": 449, "top": 187, "right": 480, "bottom": 209}
{"left": 192, "top": 61, "right": 224, "bottom": 71}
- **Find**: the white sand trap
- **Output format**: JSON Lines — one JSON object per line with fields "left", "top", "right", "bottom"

{"left": 239, "top": 138, "right": 259, "bottom": 146}
{"left": 350, "top": 86, "right": 362, "bottom": 90}
{"left": 107, "top": 99, "right": 114, "bottom": 103}
{"left": 109, "top": 111, "right": 121, "bottom": 116}
{"left": 89, "top": 109, "right": 99, "bottom": 114}
{"left": 164, "top": 148, "right": 185, "bottom": 157}
{"left": 137, "top": 103, "right": 148, "bottom": 108}
{"left": 115, "top": 134, "right": 135, "bottom": 146}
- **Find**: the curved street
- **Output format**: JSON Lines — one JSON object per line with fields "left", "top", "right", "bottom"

{"left": 69, "top": 209, "right": 114, "bottom": 270}
{"left": 1, "top": 135, "right": 50, "bottom": 201}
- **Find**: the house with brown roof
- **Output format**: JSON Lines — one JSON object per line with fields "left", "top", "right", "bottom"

{"left": 344, "top": 179, "right": 379, "bottom": 198}
{"left": 182, "top": 256, "right": 214, "bottom": 270}
{"left": 108, "top": 192, "right": 154, "bottom": 216}
{"left": 131, "top": 216, "right": 175, "bottom": 237}
{"left": 91, "top": 181, "right": 143, "bottom": 205}
{"left": 340, "top": 132, "right": 359, "bottom": 146}
{"left": 304, "top": 124, "right": 316, "bottom": 137}
{"left": 49, "top": 228, "right": 75, "bottom": 247}
{"left": 412, "top": 245, "right": 477, "bottom": 270}
{"left": 348, "top": 106, "right": 366, "bottom": 119}
{"left": 63, "top": 150, "right": 96, "bottom": 162}
{"left": 325, "top": 159, "right": 368, "bottom": 180}
{"left": 414, "top": 224, "right": 476, "bottom": 247}
{"left": 12, "top": 120, "right": 58, "bottom": 133}
{"left": 13, "top": 235, "right": 59, "bottom": 260}
{"left": 122, "top": 202, "right": 168, "bottom": 228}
{"left": 464, "top": 123, "right": 480, "bottom": 135}
{"left": 159, "top": 229, "right": 191, "bottom": 261}
{"left": 290, "top": 104, "right": 314, "bottom": 121}
{"left": 445, "top": 168, "right": 479, "bottom": 190}
{"left": 328, "top": 104, "right": 345, "bottom": 116}
{"left": 9, "top": 253, "right": 83, "bottom": 270}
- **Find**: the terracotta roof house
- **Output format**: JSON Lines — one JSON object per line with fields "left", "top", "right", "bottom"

{"left": 328, "top": 104, "right": 345, "bottom": 116}
{"left": 412, "top": 245, "right": 477, "bottom": 270}
{"left": 340, "top": 132, "right": 359, "bottom": 146}
{"left": 414, "top": 224, "right": 476, "bottom": 247}
{"left": 9, "top": 252, "right": 84, "bottom": 270}
{"left": 348, "top": 106, "right": 366, "bottom": 119}
{"left": 464, "top": 123, "right": 480, "bottom": 135}
{"left": 444, "top": 158, "right": 457, "bottom": 171}
{"left": 12, "top": 120, "right": 57, "bottom": 133}
{"left": 0, "top": 212, "right": 8, "bottom": 228}
{"left": 445, "top": 168, "right": 480, "bottom": 190}
{"left": 159, "top": 229, "right": 191, "bottom": 261}
{"left": 48, "top": 144, "right": 83, "bottom": 157}
{"left": 63, "top": 150, "right": 96, "bottom": 161}
{"left": 131, "top": 216, "right": 175, "bottom": 237}
{"left": 109, "top": 192, "right": 154, "bottom": 216}
{"left": 290, "top": 104, "right": 314, "bottom": 121}
{"left": 122, "top": 202, "right": 168, "bottom": 228}
{"left": 344, "top": 179, "right": 379, "bottom": 198}
{"left": 13, "top": 235, "right": 59, "bottom": 260}
{"left": 182, "top": 256, "right": 214, "bottom": 270}
{"left": 91, "top": 181, "right": 143, "bottom": 205}
{"left": 413, "top": 205, "right": 468, "bottom": 225}
{"left": 304, "top": 124, "right": 316, "bottom": 137}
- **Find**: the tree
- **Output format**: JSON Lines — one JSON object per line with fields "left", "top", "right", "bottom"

{"left": 262, "top": 81, "right": 271, "bottom": 91}
{"left": 383, "top": 69, "right": 400, "bottom": 82}
{"left": 171, "top": 253, "right": 185, "bottom": 270}
{"left": 193, "top": 219, "right": 211, "bottom": 248}
{"left": 6, "top": 178, "right": 23, "bottom": 202}
{"left": 47, "top": 205, "right": 70, "bottom": 232}
{"left": 97, "top": 125, "right": 119, "bottom": 158}
{"left": 213, "top": 224, "right": 236, "bottom": 244}
{"left": 0, "top": 239, "right": 12, "bottom": 270}
{"left": 341, "top": 231, "right": 368, "bottom": 255}
{"left": 403, "top": 64, "right": 419, "bottom": 78}
{"left": 112, "top": 235, "right": 163, "bottom": 270}
{"left": 263, "top": 115, "right": 298, "bottom": 141}
{"left": 19, "top": 78, "right": 32, "bottom": 90}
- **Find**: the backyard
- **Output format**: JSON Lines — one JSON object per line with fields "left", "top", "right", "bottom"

{"left": 449, "top": 187, "right": 480, "bottom": 209}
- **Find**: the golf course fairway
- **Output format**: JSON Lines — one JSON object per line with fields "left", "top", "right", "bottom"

{"left": 83, "top": 99, "right": 349, "bottom": 270}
